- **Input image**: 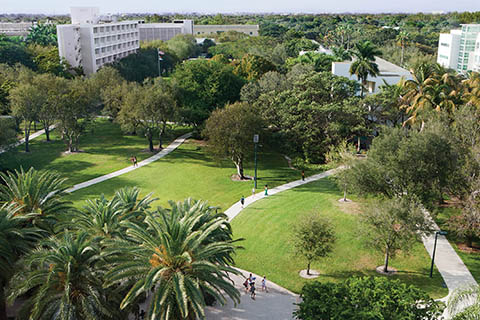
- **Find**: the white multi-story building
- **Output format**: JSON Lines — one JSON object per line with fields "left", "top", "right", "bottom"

{"left": 437, "top": 24, "right": 480, "bottom": 74}
{"left": 57, "top": 7, "right": 140, "bottom": 75}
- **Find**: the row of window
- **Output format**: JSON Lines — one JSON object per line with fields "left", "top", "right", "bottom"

{"left": 95, "top": 50, "right": 136, "bottom": 65}
{"left": 440, "top": 42, "right": 449, "bottom": 47}
{"left": 93, "top": 23, "right": 137, "bottom": 34}
{"left": 94, "top": 32, "right": 138, "bottom": 45}
{"left": 94, "top": 41, "right": 139, "bottom": 55}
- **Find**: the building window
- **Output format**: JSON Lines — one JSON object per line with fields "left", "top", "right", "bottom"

{"left": 440, "top": 54, "right": 449, "bottom": 59}
{"left": 440, "top": 42, "right": 449, "bottom": 47}
{"left": 93, "top": 27, "right": 98, "bottom": 33}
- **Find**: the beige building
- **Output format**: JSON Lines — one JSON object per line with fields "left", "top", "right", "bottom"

{"left": 0, "top": 22, "right": 35, "bottom": 36}
{"left": 193, "top": 24, "right": 259, "bottom": 36}
{"left": 139, "top": 20, "right": 193, "bottom": 42}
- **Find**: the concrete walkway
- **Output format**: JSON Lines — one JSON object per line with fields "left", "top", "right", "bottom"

{"left": 422, "top": 215, "right": 477, "bottom": 301}
{"left": 0, "top": 124, "right": 56, "bottom": 154}
{"left": 66, "top": 132, "right": 192, "bottom": 193}
{"left": 205, "top": 268, "right": 299, "bottom": 320}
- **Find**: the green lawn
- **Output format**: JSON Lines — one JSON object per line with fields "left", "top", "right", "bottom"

{"left": 67, "top": 139, "right": 323, "bottom": 210}
{"left": 231, "top": 178, "right": 449, "bottom": 299}
{"left": 436, "top": 207, "right": 480, "bottom": 284}
{"left": 0, "top": 119, "right": 190, "bottom": 187}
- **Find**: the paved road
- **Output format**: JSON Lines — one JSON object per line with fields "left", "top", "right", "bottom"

{"left": 66, "top": 132, "right": 192, "bottom": 193}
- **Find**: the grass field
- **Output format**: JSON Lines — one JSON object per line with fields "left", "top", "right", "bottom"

{"left": 67, "top": 139, "right": 324, "bottom": 210}
{"left": 436, "top": 207, "right": 480, "bottom": 284}
{"left": 0, "top": 119, "right": 190, "bottom": 187}
{"left": 231, "top": 178, "right": 449, "bottom": 298}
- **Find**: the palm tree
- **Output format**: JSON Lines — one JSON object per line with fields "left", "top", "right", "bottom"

{"left": 0, "top": 168, "right": 71, "bottom": 232}
{"left": 112, "top": 186, "right": 157, "bottom": 219}
{"left": 400, "top": 61, "right": 438, "bottom": 129}
{"left": 463, "top": 71, "right": 480, "bottom": 108}
{"left": 349, "top": 40, "right": 382, "bottom": 97}
{"left": 8, "top": 232, "right": 117, "bottom": 320}
{"left": 104, "top": 199, "right": 241, "bottom": 320}
{"left": 396, "top": 31, "right": 410, "bottom": 67}
{"left": 447, "top": 285, "right": 480, "bottom": 319}
{"left": 0, "top": 204, "right": 40, "bottom": 320}
{"left": 332, "top": 46, "right": 352, "bottom": 62}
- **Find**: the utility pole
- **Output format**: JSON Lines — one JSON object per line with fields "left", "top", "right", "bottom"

{"left": 253, "top": 134, "right": 259, "bottom": 189}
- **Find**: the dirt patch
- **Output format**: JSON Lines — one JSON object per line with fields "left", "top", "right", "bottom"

{"left": 190, "top": 139, "right": 207, "bottom": 147}
{"left": 376, "top": 266, "right": 397, "bottom": 275}
{"left": 457, "top": 243, "right": 480, "bottom": 254}
{"left": 231, "top": 174, "right": 253, "bottom": 181}
{"left": 333, "top": 199, "right": 363, "bottom": 215}
{"left": 353, "top": 255, "right": 376, "bottom": 270}
{"left": 61, "top": 150, "right": 86, "bottom": 156}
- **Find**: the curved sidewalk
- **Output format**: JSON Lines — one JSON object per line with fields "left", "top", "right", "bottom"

{"left": 0, "top": 124, "right": 56, "bottom": 154}
{"left": 66, "top": 132, "right": 192, "bottom": 193}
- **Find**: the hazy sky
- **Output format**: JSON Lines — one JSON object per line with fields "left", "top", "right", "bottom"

{"left": 3, "top": 0, "right": 480, "bottom": 14}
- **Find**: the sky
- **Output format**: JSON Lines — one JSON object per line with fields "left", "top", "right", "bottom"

{"left": 3, "top": 0, "right": 480, "bottom": 14}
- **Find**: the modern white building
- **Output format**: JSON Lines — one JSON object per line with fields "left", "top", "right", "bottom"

{"left": 437, "top": 24, "right": 480, "bottom": 74}
{"left": 0, "top": 22, "right": 35, "bottom": 36}
{"left": 138, "top": 20, "right": 193, "bottom": 42}
{"left": 57, "top": 7, "right": 140, "bottom": 75}
{"left": 332, "top": 57, "right": 412, "bottom": 95}
{"left": 193, "top": 24, "right": 259, "bottom": 36}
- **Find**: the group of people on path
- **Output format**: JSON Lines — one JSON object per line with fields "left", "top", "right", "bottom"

{"left": 243, "top": 274, "right": 268, "bottom": 300}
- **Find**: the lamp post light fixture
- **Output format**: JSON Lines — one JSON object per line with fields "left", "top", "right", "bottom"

{"left": 430, "top": 230, "right": 448, "bottom": 278}
{"left": 253, "top": 134, "right": 259, "bottom": 189}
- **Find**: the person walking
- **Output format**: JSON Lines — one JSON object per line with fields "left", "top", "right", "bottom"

{"left": 133, "top": 155, "right": 138, "bottom": 167}
{"left": 301, "top": 170, "right": 305, "bottom": 181}
{"left": 264, "top": 185, "right": 268, "bottom": 196}
{"left": 240, "top": 196, "right": 245, "bottom": 208}
{"left": 261, "top": 275, "right": 268, "bottom": 292}
{"left": 243, "top": 278, "right": 249, "bottom": 293}
{"left": 130, "top": 155, "right": 136, "bottom": 168}
{"left": 250, "top": 282, "right": 256, "bottom": 300}
{"left": 252, "top": 187, "right": 256, "bottom": 198}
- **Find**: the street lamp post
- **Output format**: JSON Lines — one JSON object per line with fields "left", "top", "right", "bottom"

{"left": 253, "top": 134, "right": 259, "bottom": 189}
{"left": 157, "top": 49, "right": 164, "bottom": 77}
{"left": 430, "top": 230, "right": 447, "bottom": 278}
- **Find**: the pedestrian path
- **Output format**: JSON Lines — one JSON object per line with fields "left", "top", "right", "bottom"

{"left": 66, "top": 132, "right": 192, "bottom": 193}
{"left": 0, "top": 124, "right": 56, "bottom": 154}
{"left": 205, "top": 268, "right": 299, "bottom": 320}
{"left": 422, "top": 214, "right": 477, "bottom": 301}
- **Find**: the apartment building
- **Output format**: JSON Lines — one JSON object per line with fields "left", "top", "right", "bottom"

{"left": 57, "top": 7, "right": 140, "bottom": 75}
{"left": 437, "top": 24, "right": 480, "bottom": 74}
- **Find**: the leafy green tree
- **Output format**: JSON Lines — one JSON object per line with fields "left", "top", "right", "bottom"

{"left": 0, "top": 204, "right": 40, "bottom": 320}
{"left": 349, "top": 40, "right": 381, "bottom": 97}
{"left": 203, "top": 102, "right": 264, "bottom": 179}
{"left": 0, "top": 35, "right": 35, "bottom": 69}
{"left": 28, "top": 44, "right": 73, "bottom": 77}
{"left": 33, "top": 73, "right": 63, "bottom": 141}
{"left": 172, "top": 59, "right": 245, "bottom": 129}
{"left": 56, "top": 77, "right": 96, "bottom": 152}
{"left": 240, "top": 71, "right": 288, "bottom": 105}
{"left": 292, "top": 214, "right": 336, "bottom": 275}
{"left": 117, "top": 80, "right": 176, "bottom": 152}
{"left": 104, "top": 200, "right": 241, "bottom": 320}
{"left": 295, "top": 277, "right": 443, "bottom": 320}
{"left": 233, "top": 54, "right": 276, "bottom": 81}
{"left": 0, "top": 167, "right": 71, "bottom": 232}
{"left": 8, "top": 232, "right": 118, "bottom": 320}
{"left": 348, "top": 126, "right": 460, "bottom": 206}
{"left": 9, "top": 80, "right": 44, "bottom": 152}
{"left": 25, "top": 23, "right": 57, "bottom": 46}
{"left": 325, "top": 141, "right": 357, "bottom": 201}
{"left": 286, "top": 52, "right": 336, "bottom": 72}
{"left": 361, "top": 197, "right": 433, "bottom": 273}
{"left": 0, "top": 118, "right": 16, "bottom": 151}
{"left": 448, "top": 285, "right": 480, "bottom": 320}
{"left": 166, "top": 34, "right": 197, "bottom": 61}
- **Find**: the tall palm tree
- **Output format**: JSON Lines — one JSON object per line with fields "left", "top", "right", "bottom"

{"left": 104, "top": 200, "right": 241, "bottom": 320}
{"left": 349, "top": 40, "right": 382, "bottom": 97}
{"left": 0, "top": 204, "right": 40, "bottom": 320}
{"left": 447, "top": 285, "right": 480, "bottom": 319}
{"left": 8, "top": 232, "right": 117, "bottom": 320}
{"left": 396, "top": 31, "right": 410, "bottom": 67}
{"left": 0, "top": 168, "right": 71, "bottom": 232}
{"left": 463, "top": 71, "right": 480, "bottom": 108}
{"left": 400, "top": 61, "right": 438, "bottom": 129}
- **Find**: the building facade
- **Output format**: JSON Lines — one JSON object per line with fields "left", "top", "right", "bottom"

{"left": 437, "top": 24, "right": 480, "bottom": 74}
{"left": 193, "top": 24, "right": 259, "bottom": 36}
{"left": 0, "top": 22, "right": 35, "bottom": 37}
{"left": 138, "top": 20, "right": 193, "bottom": 42}
{"left": 57, "top": 7, "right": 140, "bottom": 75}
